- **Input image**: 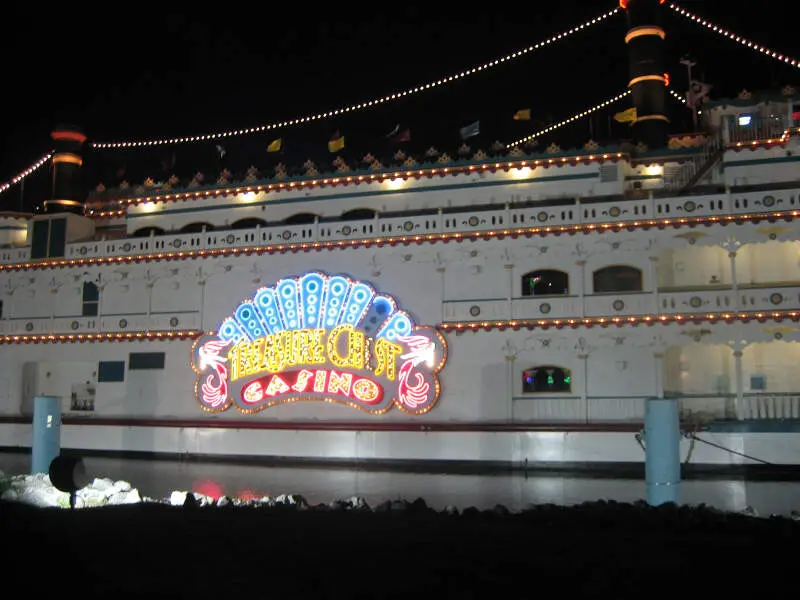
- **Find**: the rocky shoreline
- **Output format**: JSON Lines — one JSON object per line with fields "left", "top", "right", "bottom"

{"left": 4, "top": 492, "right": 799, "bottom": 596}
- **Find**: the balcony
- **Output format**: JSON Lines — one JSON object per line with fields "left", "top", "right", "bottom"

{"left": 443, "top": 284, "right": 800, "bottom": 324}
{"left": 0, "top": 310, "right": 199, "bottom": 336}
{"left": 512, "top": 393, "right": 800, "bottom": 423}
{"left": 2, "top": 185, "right": 799, "bottom": 267}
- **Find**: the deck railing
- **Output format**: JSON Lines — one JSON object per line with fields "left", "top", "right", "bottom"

{"left": 512, "top": 394, "right": 800, "bottom": 423}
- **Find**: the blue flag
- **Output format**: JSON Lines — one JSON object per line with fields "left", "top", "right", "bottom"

{"left": 459, "top": 120, "right": 480, "bottom": 140}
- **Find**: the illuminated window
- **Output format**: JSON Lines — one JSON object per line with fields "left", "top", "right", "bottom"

{"left": 82, "top": 282, "right": 99, "bottom": 317}
{"left": 738, "top": 113, "right": 752, "bottom": 126}
{"left": 522, "top": 366, "right": 572, "bottom": 394}
{"left": 592, "top": 265, "right": 643, "bottom": 293}
{"left": 521, "top": 269, "right": 569, "bottom": 296}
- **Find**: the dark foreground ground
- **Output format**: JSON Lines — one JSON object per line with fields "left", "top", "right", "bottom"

{"left": 2, "top": 498, "right": 797, "bottom": 596}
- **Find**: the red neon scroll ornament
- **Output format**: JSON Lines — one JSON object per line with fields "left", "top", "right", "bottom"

{"left": 198, "top": 339, "right": 232, "bottom": 409}
{"left": 396, "top": 334, "right": 435, "bottom": 409}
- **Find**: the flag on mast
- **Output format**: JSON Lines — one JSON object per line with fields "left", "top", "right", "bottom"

{"left": 386, "top": 125, "right": 411, "bottom": 143}
{"left": 459, "top": 120, "right": 480, "bottom": 139}
{"left": 613, "top": 107, "right": 637, "bottom": 123}
{"left": 328, "top": 131, "right": 345, "bottom": 153}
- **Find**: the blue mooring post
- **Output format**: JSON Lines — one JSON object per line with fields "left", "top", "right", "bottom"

{"left": 32, "top": 396, "right": 61, "bottom": 475}
{"left": 644, "top": 396, "right": 681, "bottom": 506}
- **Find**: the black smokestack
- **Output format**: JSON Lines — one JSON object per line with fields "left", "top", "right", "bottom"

{"left": 45, "top": 124, "right": 86, "bottom": 215}
{"left": 622, "top": 0, "right": 669, "bottom": 149}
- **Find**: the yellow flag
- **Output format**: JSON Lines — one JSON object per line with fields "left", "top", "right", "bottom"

{"left": 513, "top": 108, "right": 531, "bottom": 121}
{"left": 267, "top": 138, "right": 282, "bottom": 152}
{"left": 328, "top": 134, "right": 345, "bottom": 153}
{"left": 613, "top": 107, "right": 637, "bottom": 123}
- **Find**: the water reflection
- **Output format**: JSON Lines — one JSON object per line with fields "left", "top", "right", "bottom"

{"left": 1, "top": 453, "right": 799, "bottom": 516}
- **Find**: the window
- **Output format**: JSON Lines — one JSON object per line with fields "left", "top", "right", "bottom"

{"left": 82, "top": 282, "right": 99, "bottom": 317}
{"left": 129, "top": 352, "right": 165, "bottom": 370}
{"left": 30, "top": 218, "right": 67, "bottom": 259}
{"left": 231, "top": 218, "right": 268, "bottom": 229}
{"left": 522, "top": 366, "right": 572, "bottom": 394}
{"left": 738, "top": 113, "right": 752, "bottom": 126}
{"left": 181, "top": 222, "right": 214, "bottom": 233}
{"left": 592, "top": 265, "right": 643, "bottom": 293}
{"left": 750, "top": 374, "right": 767, "bottom": 391}
{"left": 132, "top": 227, "right": 165, "bottom": 238}
{"left": 70, "top": 382, "right": 95, "bottom": 412}
{"left": 521, "top": 269, "right": 569, "bottom": 296}
{"left": 98, "top": 361, "right": 125, "bottom": 382}
{"left": 284, "top": 213, "right": 318, "bottom": 225}
{"left": 340, "top": 208, "right": 377, "bottom": 221}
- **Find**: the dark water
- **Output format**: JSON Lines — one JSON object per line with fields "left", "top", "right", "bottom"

{"left": 2, "top": 452, "right": 800, "bottom": 516}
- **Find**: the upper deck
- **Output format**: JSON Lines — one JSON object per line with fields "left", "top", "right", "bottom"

{"left": 0, "top": 128, "right": 798, "bottom": 270}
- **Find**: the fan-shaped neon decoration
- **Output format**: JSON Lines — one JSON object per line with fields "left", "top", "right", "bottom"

{"left": 190, "top": 271, "right": 447, "bottom": 415}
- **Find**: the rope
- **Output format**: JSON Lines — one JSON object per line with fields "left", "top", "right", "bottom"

{"left": 634, "top": 430, "right": 740, "bottom": 465}
{"left": 684, "top": 432, "right": 773, "bottom": 465}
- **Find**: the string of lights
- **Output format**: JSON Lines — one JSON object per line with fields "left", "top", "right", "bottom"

{"left": 667, "top": 87, "right": 701, "bottom": 115}
{"left": 668, "top": 3, "right": 799, "bottom": 69}
{"left": 91, "top": 7, "right": 621, "bottom": 150}
{"left": 507, "top": 90, "right": 631, "bottom": 148}
{"left": 0, "top": 151, "right": 53, "bottom": 197}
{"left": 668, "top": 88, "right": 686, "bottom": 106}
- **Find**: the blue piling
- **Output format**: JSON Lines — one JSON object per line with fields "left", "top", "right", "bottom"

{"left": 31, "top": 396, "right": 61, "bottom": 475}
{"left": 644, "top": 397, "right": 681, "bottom": 506}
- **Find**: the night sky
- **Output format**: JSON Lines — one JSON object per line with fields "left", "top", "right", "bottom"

{"left": 1, "top": 2, "right": 798, "bottom": 211}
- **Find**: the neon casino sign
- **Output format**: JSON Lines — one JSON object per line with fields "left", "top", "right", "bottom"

{"left": 191, "top": 271, "right": 447, "bottom": 415}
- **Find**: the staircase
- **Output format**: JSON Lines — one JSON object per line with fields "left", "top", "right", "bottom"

{"left": 663, "top": 133, "right": 724, "bottom": 194}
{"left": 678, "top": 144, "right": 725, "bottom": 195}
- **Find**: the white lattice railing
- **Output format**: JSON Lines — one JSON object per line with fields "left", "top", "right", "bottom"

{"left": 513, "top": 394, "right": 800, "bottom": 423}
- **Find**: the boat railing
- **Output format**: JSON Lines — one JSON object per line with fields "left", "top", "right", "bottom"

{"left": 3, "top": 184, "right": 797, "bottom": 267}
{"left": 443, "top": 284, "right": 800, "bottom": 323}
{"left": 513, "top": 394, "right": 800, "bottom": 423}
{"left": 662, "top": 131, "right": 724, "bottom": 193}
{"left": 724, "top": 113, "right": 789, "bottom": 145}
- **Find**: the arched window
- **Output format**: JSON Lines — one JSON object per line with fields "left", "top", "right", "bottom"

{"left": 340, "top": 208, "right": 377, "bottom": 221}
{"left": 522, "top": 366, "right": 572, "bottom": 394}
{"left": 131, "top": 227, "right": 165, "bottom": 238}
{"left": 231, "top": 218, "right": 268, "bottom": 230}
{"left": 521, "top": 269, "right": 569, "bottom": 296}
{"left": 82, "top": 282, "right": 99, "bottom": 317}
{"left": 284, "top": 213, "right": 318, "bottom": 225}
{"left": 592, "top": 265, "right": 643, "bottom": 293}
{"left": 181, "top": 222, "right": 215, "bottom": 233}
